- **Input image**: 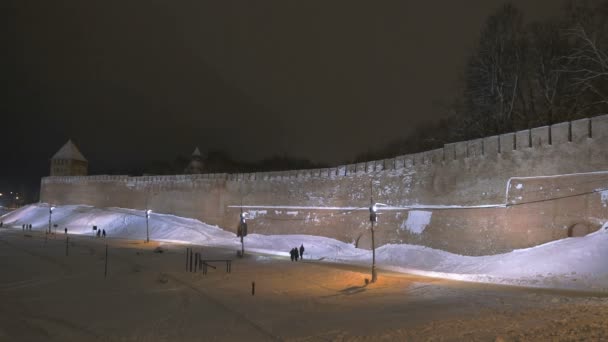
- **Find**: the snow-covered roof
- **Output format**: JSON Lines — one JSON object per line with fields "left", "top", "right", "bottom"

{"left": 51, "top": 140, "right": 87, "bottom": 162}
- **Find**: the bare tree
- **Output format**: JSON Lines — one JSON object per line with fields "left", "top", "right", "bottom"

{"left": 560, "top": 26, "right": 608, "bottom": 114}
{"left": 462, "top": 4, "right": 525, "bottom": 137}
{"left": 559, "top": 0, "right": 608, "bottom": 117}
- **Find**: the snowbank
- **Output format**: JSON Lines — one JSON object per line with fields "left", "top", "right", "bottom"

{"left": 2, "top": 204, "right": 608, "bottom": 292}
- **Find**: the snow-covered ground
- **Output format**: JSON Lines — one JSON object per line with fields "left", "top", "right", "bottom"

{"left": 0, "top": 206, "right": 12, "bottom": 216}
{"left": 3, "top": 203, "right": 608, "bottom": 292}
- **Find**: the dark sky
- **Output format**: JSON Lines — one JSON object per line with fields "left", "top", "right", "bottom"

{"left": 2, "top": 0, "right": 561, "bottom": 191}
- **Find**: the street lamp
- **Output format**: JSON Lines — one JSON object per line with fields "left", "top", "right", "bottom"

{"left": 369, "top": 202, "right": 378, "bottom": 283}
{"left": 48, "top": 206, "right": 55, "bottom": 234}
{"left": 237, "top": 211, "right": 248, "bottom": 257}
{"left": 145, "top": 209, "right": 152, "bottom": 243}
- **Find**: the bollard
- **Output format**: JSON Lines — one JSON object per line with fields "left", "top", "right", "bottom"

{"left": 194, "top": 253, "right": 198, "bottom": 273}
{"left": 104, "top": 244, "right": 108, "bottom": 278}
{"left": 186, "top": 248, "right": 189, "bottom": 271}
{"left": 252, "top": 282, "right": 255, "bottom": 296}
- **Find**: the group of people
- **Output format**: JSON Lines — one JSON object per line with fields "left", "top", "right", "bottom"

{"left": 290, "top": 244, "right": 305, "bottom": 261}
{"left": 96, "top": 229, "right": 106, "bottom": 238}
{"left": 22, "top": 224, "right": 32, "bottom": 230}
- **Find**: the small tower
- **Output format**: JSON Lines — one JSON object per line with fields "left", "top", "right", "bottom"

{"left": 50, "top": 139, "right": 88, "bottom": 176}
{"left": 184, "top": 147, "right": 204, "bottom": 174}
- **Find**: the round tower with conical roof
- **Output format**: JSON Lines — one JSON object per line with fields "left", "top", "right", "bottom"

{"left": 50, "top": 139, "right": 88, "bottom": 176}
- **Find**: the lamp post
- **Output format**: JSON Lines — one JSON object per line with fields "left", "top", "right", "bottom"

{"left": 144, "top": 191, "right": 158, "bottom": 243}
{"left": 369, "top": 202, "right": 378, "bottom": 283}
{"left": 48, "top": 206, "right": 55, "bottom": 234}
{"left": 145, "top": 209, "right": 152, "bottom": 243}
{"left": 237, "top": 211, "right": 248, "bottom": 257}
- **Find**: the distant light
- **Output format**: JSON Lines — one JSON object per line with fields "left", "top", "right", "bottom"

{"left": 146, "top": 209, "right": 152, "bottom": 217}
{"left": 371, "top": 204, "right": 378, "bottom": 213}
{"left": 15, "top": 196, "right": 19, "bottom": 200}
{"left": 0, "top": 193, "right": 3, "bottom": 196}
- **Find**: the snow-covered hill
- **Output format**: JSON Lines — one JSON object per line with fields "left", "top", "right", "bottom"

{"left": 2, "top": 203, "right": 608, "bottom": 292}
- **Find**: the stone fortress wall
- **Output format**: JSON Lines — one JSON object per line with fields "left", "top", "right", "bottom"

{"left": 41, "top": 115, "right": 608, "bottom": 255}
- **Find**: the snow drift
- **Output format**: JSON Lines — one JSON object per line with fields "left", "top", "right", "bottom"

{"left": 2, "top": 204, "right": 608, "bottom": 292}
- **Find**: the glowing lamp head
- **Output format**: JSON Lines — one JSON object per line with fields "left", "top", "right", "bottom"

{"left": 146, "top": 209, "right": 152, "bottom": 217}
{"left": 370, "top": 204, "right": 377, "bottom": 213}
{"left": 50, "top": 206, "right": 55, "bottom": 212}
{"left": 240, "top": 212, "right": 247, "bottom": 224}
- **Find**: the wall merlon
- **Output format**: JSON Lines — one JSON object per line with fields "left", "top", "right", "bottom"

{"left": 551, "top": 122, "right": 570, "bottom": 145}
{"left": 468, "top": 139, "right": 483, "bottom": 157}
{"left": 385, "top": 158, "right": 396, "bottom": 170}
{"left": 356, "top": 163, "right": 366, "bottom": 173}
{"left": 591, "top": 114, "right": 608, "bottom": 139}
{"left": 317, "top": 169, "right": 327, "bottom": 179}
{"left": 427, "top": 149, "right": 441, "bottom": 163}
{"left": 499, "top": 133, "right": 515, "bottom": 153}
{"left": 454, "top": 141, "right": 467, "bottom": 160}
{"left": 444, "top": 143, "right": 456, "bottom": 161}
{"left": 346, "top": 164, "right": 356, "bottom": 175}
{"left": 516, "top": 129, "right": 531, "bottom": 150}
{"left": 483, "top": 136, "right": 499, "bottom": 156}
{"left": 394, "top": 156, "right": 405, "bottom": 169}
{"left": 424, "top": 151, "right": 434, "bottom": 164}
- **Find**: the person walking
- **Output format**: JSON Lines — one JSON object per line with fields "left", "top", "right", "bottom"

{"left": 290, "top": 248, "right": 295, "bottom": 261}
{"left": 294, "top": 247, "right": 299, "bottom": 261}
{"left": 299, "top": 244, "right": 305, "bottom": 260}
{"left": 102, "top": 229, "right": 106, "bottom": 238}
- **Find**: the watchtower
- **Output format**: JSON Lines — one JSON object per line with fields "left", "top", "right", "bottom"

{"left": 50, "top": 139, "right": 88, "bottom": 176}
{"left": 184, "top": 147, "right": 204, "bottom": 174}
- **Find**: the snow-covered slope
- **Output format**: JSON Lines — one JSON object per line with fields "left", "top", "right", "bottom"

{"left": 0, "top": 207, "right": 11, "bottom": 217}
{"left": 2, "top": 204, "right": 608, "bottom": 292}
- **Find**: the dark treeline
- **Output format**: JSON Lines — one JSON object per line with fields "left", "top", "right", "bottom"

{"left": 202, "top": 151, "right": 328, "bottom": 173}
{"left": 139, "top": 150, "right": 328, "bottom": 175}
{"left": 355, "top": 0, "right": 608, "bottom": 162}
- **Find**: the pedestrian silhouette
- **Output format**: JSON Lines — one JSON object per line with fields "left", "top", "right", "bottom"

{"left": 97, "top": 230, "right": 101, "bottom": 237}
{"left": 290, "top": 248, "right": 295, "bottom": 261}
{"left": 102, "top": 229, "right": 106, "bottom": 238}
{"left": 64, "top": 228, "right": 67, "bottom": 234}
{"left": 299, "top": 244, "right": 305, "bottom": 260}
{"left": 294, "top": 247, "right": 299, "bottom": 261}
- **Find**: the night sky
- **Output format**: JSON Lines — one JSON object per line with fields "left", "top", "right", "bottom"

{"left": 2, "top": 1, "right": 560, "bottom": 194}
